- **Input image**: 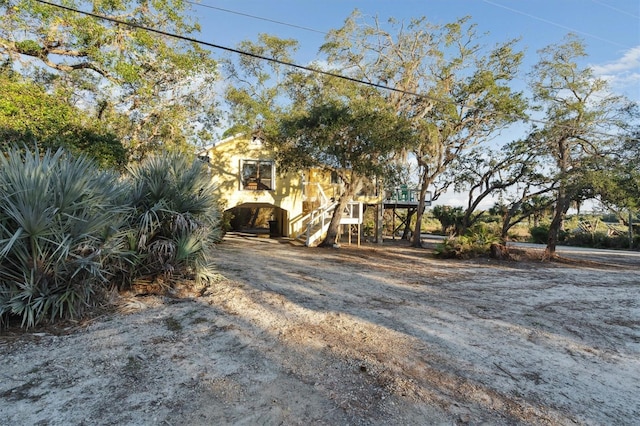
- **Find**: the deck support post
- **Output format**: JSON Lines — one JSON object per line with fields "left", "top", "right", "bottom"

{"left": 376, "top": 202, "right": 384, "bottom": 244}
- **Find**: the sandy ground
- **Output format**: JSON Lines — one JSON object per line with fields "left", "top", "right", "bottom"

{"left": 1, "top": 234, "right": 639, "bottom": 425}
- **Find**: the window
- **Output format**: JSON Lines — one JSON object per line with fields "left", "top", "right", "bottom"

{"left": 241, "top": 160, "right": 274, "bottom": 190}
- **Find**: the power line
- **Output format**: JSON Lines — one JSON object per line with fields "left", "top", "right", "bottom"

{"left": 185, "top": 1, "right": 327, "bottom": 36}
{"left": 34, "top": 0, "right": 431, "bottom": 101}
{"left": 591, "top": 0, "right": 640, "bottom": 19}
{"left": 188, "top": 1, "right": 632, "bottom": 105}
{"left": 482, "top": 0, "right": 633, "bottom": 49}
{"left": 31, "top": 0, "right": 634, "bottom": 140}
{"left": 194, "top": 0, "right": 637, "bottom": 50}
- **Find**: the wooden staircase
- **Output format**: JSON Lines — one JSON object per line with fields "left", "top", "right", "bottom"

{"left": 293, "top": 182, "right": 364, "bottom": 247}
{"left": 297, "top": 200, "right": 363, "bottom": 247}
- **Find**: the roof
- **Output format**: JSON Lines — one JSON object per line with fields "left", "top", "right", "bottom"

{"left": 196, "top": 132, "right": 246, "bottom": 155}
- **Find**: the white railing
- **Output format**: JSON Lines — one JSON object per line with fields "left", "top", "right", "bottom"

{"left": 291, "top": 182, "right": 330, "bottom": 237}
{"left": 295, "top": 183, "right": 366, "bottom": 246}
{"left": 305, "top": 200, "right": 337, "bottom": 246}
{"left": 340, "top": 201, "right": 363, "bottom": 224}
{"left": 304, "top": 200, "right": 363, "bottom": 246}
{"left": 303, "top": 181, "right": 329, "bottom": 206}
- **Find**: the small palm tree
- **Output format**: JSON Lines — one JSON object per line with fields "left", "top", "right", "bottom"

{"left": 0, "top": 148, "right": 125, "bottom": 327}
{"left": 113, "top": 152, "right": 221, "bottom": 288}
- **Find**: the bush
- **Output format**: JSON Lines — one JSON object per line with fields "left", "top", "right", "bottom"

{"left": 529, "top": 225, "right": 549, "bottom": 244}
{"left": 563, "top": 231, "right": 637, "bottom": 250}
{"left": 0, "top": 148, "right": 125, "bottom": 327}
{"left": 0, "top": 148, "right": 224, "bottom": 328}
{"left": 112, "top": 152, "right": 221, "bottom": 288}
{"left": 563, "top": 231, "right": 602, "bottom": 248}
{"left": 432, "top": 205, "right": 464, "bottom": 235}
{"left": 433, "top": 223, "right": 500, "bottom": 259}
{"left": 434, "top": 236, "right": 476, "bottom": 259}
{"left": 0, "top": 73, "right": 128, "bottom": 170}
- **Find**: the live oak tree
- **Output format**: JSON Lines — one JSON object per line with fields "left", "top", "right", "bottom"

{"left": 0, "top": 0, "right": 218, "bottom": 160}
{"left": 588, "top": 128, "right": 640, "bottom": 247}
{"left": 223, "top": 33, "right": 415, "bottom": 247}
{"left": 603, "top": 129, "right": 640, "bottom": 213}
{"left": 222, "top": 34, "right": 299, "bottom": 137}
{"left": 0, "top": 69, "right": 127, "bottom": 169}
{"left": 493, "top": 191, "right": 556, "bottom": 242}
{"left": 270, "top": 77, "right": 413, "bottom": 247}
{"left": 321, "top": 11, "right": 527, "bottom": 247}
{"left": 448, "top": 138, "right": 540, "bottom": 237}
{"left": 526, "top": 35, "right": 636, "bottom": 258}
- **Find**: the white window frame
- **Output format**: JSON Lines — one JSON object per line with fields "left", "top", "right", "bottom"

{"left": 240, "top": 159, "right": 275, "bottom": 191}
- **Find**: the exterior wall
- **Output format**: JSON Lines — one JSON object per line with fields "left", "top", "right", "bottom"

{"left": 203, "top": 134, "right": 304, "bottom": 237}
{"left": 202, "top": 133, "right": 384, "bottom": 238}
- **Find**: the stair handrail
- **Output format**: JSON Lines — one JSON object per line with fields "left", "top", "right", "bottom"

{"left": 306, "top": 200, "right": 337, "bottom": 246}
{"left": 315, "top": 182, "right": 329, "bottom": 206}
{"left": 292, "top": 182, "right": 331, "bottom": 237}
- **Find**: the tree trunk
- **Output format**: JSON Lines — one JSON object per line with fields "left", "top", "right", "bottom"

{"left": 319, "top": 180, "right": 360, "bottom": 247}
{"left": 375, "top": 202, "right": 384, "bottom": 244}
{"left": 460, "top": 213, "right": 472, "bottom": 236}
{"left": 500, "top": 210, "right": 513, "bottom": 243}
{"left": 402, "top": 208, "right": 416, "bottom": 240}
{"left": 460, "top": 190, "right": 480, "bottom": 236}
{"left": 545, "top": 190, "right": 570, "bottom": 259}
{"left": 411, "top": 179, "right": 430, "bottom": 247}
{"left": 628, "top": 210, "right": 634, "bottom": 250}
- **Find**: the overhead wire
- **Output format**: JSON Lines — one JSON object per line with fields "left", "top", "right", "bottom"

{"left": 190, "top": 1, "right": 637, "bottom": 107}
{"left": 192, "top": 0, "right": 637, "bottom": 50}
{"left": 590, "top": 0, "right": 640, "bottom": 20}
{"left": 482, "top": 0, "right": 634, "bottom": 49}
{"left": 184, "top": 1, "right": 327, "bottom": 36}
{"left": 31, "top": 0, "right": 635, "bottom": 139}
{"left": 34, "top": 0, "right": 430, "bottom": 100}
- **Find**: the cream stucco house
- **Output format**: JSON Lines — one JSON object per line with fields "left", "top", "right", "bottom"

{"left": 199, "top": 133, "right": 423, "bottom": 246}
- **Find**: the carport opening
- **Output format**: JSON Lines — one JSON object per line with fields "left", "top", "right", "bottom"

{"left": 226, "top": 205, "right": 286, "bottom": 237}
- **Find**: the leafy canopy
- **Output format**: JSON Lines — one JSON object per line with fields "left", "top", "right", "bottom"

{"left": 0, "top": 69, "right": 127, "bottom": 169}
{"left": 270, "top": 77, "right": 414, "bottom": 183}
{"left": 1, "top": 0, "right": 219, "bottom": 159}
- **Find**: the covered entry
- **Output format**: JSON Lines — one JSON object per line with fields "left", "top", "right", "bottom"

{"left": 226, "top": 203, "right": 289, "bottom": 237}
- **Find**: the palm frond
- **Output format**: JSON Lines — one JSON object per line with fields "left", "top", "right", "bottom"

{"left": 0, "top": 146, "right": 125, "bottom": 328}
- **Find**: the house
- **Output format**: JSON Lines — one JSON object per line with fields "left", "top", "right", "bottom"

{"left": 199, "top": 133, "right": 425, "bottom": 246}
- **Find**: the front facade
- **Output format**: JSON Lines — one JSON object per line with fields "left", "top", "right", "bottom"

{"left": 200, "top": 133, "right": 302, "bottom": 237}
{"left": 200, "top": 133, "right": 392, "bottom": 243}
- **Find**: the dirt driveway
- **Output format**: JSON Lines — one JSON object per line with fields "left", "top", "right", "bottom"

{"left": 1, "top": 234, "right": 639, "bottom": 425}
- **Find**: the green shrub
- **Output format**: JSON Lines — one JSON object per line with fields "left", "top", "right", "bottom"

{"left": 601, "top": 234, "right": 631, "bottom": 249}
{"left": 563, "top": 231, "right": 636, "bottom": 250}
{"left": 433, "top": 224, "right": 500, "bottom": 259}
{"left": 0, "top": 148, "right": 223, "bottom": 328}
{"left": 529, "top": 225, "right": 549, "bottom": 244}
{"left": 0, "top": 148, "right": 125, "bottom": 327}
{"left": 469, "top": 222, "right": 500, "bottom": 245}
{"left": 563, "top": 231, "right": 600, "bottom": 247}
{"left": 432, "top": 205, "right": 464, "bottom": 235}
{"left": 434, "top": 236, "right": 475, "bottom": 259}
{"left": 0, "top": 73, "right": 128, "bottom": 170}
{"left": 113, "top": 152, "right": 221, "bottom": 288}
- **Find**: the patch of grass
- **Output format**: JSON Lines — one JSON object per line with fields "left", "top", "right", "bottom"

{"left": 124, "top": 355, "right": 143, "bottom": 378}
{"left": 164, "top": 317, "right": 183, "bottom": 332}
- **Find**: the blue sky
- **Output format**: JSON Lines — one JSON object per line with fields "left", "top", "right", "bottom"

{"left": 191, "top": 1, "right": 639, "bottom": 208}
{"left": 192, "top": 0, "right": 640, "bottom": 102}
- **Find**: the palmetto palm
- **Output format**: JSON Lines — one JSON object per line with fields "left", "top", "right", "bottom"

{"left": 0, "top": 148, "right": 125, "bottom": 327}
{"left": 117, "top": 152, "right": 221, "bottom": 287}
{"left": 0, "top": 148, "right": 221, "bottom": 328}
